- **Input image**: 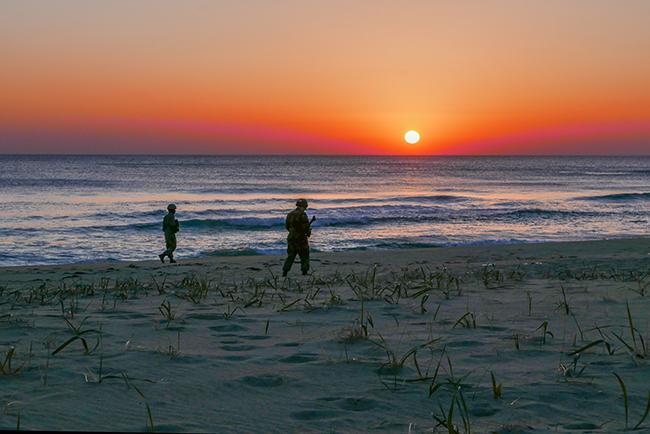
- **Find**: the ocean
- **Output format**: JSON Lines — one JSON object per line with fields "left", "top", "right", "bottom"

{"left": 1, "top": 155, "right": 648, "bottom": 266}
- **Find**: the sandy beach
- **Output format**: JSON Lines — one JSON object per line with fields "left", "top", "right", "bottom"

{"left": 4, "top": 0, "right": 650, "bottom": 431}
{"left": 1, "top": 238, "right": 649, "bottom": 432}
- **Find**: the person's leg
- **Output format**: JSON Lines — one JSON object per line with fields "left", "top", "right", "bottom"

{"left": 169, "top": 235, "right": 177, "bottom": 263}
{"left": 298, "top": 243, "right": 310, "bottom": 275}
{"left": 283, "top": 243, "right": 298, "bottom": 276}
{"left": 160, "top": 236, "right": 171, "bottom": 262}
{"left": 163, "top": 234, "right": 177, "bottom": 263}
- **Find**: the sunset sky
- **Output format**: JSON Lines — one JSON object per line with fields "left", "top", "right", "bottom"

{"left": 1, "top": 0, "right": 649, "bottom": 155}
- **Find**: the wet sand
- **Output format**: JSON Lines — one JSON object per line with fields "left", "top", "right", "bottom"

{"left": 1, "top": 238, "right": 649, "bottom": 432}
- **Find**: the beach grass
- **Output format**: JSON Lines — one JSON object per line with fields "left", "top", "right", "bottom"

{"left": 1, "top": 238, "right": 649, "bottom": 431}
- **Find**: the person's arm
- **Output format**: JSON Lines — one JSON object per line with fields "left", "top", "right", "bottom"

{"left": 300, "top": 213, "right": 311, "bottom": 237}
{"left": 285, "top": 214, "right": 292, "bottom": 232}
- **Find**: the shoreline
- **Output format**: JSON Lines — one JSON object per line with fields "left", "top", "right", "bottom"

{"left": 2, "top": 236, "right": 648, "bottom": 276}
{"left": 0, "top": 236, "right": 650, "bottom": 272}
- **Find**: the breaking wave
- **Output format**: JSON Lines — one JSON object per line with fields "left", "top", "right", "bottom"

{"left": 577, "top": 192, "right": 650, "bottom": 202}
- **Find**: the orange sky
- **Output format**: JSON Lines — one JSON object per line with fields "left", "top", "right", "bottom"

{"left": 1, "top": 0, "right": 649, "bottom": 154}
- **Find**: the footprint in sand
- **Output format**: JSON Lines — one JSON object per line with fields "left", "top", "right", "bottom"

{"left": 562, "top": 423, "right": 601, "bottom": 430}
{"left": 280, "top": 352, "right": 319, "bottom": 363}
{"left": 113, "top": 312, "right": 148, "bottom": 320}
{"left": 290, "top": 410, "right": 341, "bottom": 421}
{"left": 185, "top": 312, "right": 222, "bottom": 321}
{"left": 469, "top": 403, "right": 500, "bottom": 417}
{"left": 241, "top": 334, "right": 270, "bottom": 341}
{"left": 241, "top": 374, "right": 286, "bottom": 388}
{"left": 479, "top": 325, "right": 508, "bottom": 332}
{"left": 446, "top": 340, "right": 482, "bottom": 348}
{"left": 209, "top": 324, "right": 248, "bottom": 332}
{"left": 219, "top": 355, "right": 250, "bottom": 361}
{"left": 335, "top": 397, "right": 378, "bottom": 412}
{"left": 221, "top": 344, "right": 257, "bottom": 351}
{"left": 275, "top": 342, "right": 300, "bottom": 347}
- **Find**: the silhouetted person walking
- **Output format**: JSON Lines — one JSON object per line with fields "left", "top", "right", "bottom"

{"left": 283, "top": 199, "right": 313, "bottom": 276}
{"left": 159, "top": 203, "right": 180, "bottom": 263}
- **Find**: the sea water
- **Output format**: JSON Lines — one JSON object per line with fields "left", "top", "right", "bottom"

{"left": 1, "top": 155, "right": 649, "bottom": 266}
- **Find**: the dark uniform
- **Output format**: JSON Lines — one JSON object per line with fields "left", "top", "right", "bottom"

{"left": 159, "top": 204, "right": 180, "bottom": 263}
{"left": 282, "top": 200, "right": 311, "bottom": 276}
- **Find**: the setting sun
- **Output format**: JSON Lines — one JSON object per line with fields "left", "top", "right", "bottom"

{"left": 404, "top": 130, "right": 420, "bottom": 144}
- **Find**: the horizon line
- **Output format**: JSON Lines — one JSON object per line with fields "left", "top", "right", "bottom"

{"left": 1, "top": 153, "right": 650, "bottom": 158}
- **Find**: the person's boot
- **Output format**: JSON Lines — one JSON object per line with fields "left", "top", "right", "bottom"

{"left": 158, "top": 253, "right": 165, "bottom": 263}
{"left": 169, "top": 255, "right": 177, "bottom": 264}
{"left": 282, "top": 270, "right": 288, "bottom": 277}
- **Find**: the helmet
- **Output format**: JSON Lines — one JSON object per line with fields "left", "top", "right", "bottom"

{"left": 167, "top": 203, "right": 177, "bottom": 210}
{"left": 296, "top": 199, "right": 308, "bottom": 208}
